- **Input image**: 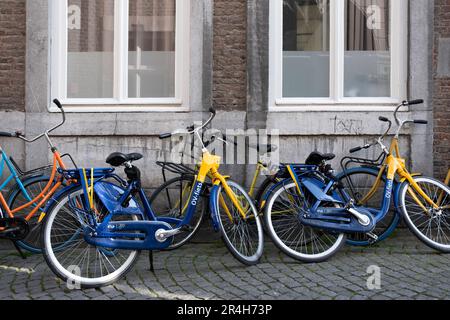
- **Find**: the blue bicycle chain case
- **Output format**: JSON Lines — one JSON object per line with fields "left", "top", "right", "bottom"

{"left": 83, "top": 220, "right": 173, "bottom": 250}
{"left": 82, "top": 181, "right": 174, "bottom": 250}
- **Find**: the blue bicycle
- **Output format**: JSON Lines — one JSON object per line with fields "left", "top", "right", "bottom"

{"left": 263, "top": 100, "right": 450, "bottom": 262}
{"left": 41, "top": 108, "right": 264, "bottom": 288}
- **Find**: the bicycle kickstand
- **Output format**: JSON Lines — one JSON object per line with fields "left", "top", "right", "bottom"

{"left": 149, "top": 251, "right": 155, "bottom": 273}
{"left": 12, "top": 241, "right": 27, "bottom": 260}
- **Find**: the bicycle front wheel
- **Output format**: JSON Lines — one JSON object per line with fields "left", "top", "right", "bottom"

{"left": 399, "top": 176, "right": 450, "bottom": 252}
{"left": 213, "top": 180, "right": 264, "bottom": 265}
{"left": 42, "top": 187, "right": 140, "bottom": 289}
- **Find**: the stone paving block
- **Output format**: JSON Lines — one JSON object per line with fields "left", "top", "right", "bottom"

{"left": 1, "top": 232, "right": 450, "bottom": 300}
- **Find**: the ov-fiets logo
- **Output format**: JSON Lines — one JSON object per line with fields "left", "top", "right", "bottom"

{"left": 385, "top": 180, "right": 393, "bottom": 199}
{"left": 191, "top": 182, "right": 203, "bottom": 206}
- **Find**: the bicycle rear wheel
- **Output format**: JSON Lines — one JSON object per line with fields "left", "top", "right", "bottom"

{"left": 213, "top": 180, "right": 264, "bottom": 265}
{"left": 42, "top": 187, "right": 140, "bottom": 288}
{"left": 7, "top": 175, "right": 64, "bottom": 253}
{"left": 264, "top": 181, "right": 346, "bottom": 263}
{"left": 149, "top": 175, "right": 206, "bottom": 250}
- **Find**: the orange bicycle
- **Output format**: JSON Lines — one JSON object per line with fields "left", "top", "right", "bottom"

{"left": 0, "top": 99, "right": 72, "bottom": 255}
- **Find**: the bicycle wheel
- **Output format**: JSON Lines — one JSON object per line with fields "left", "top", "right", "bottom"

{"left": 7, "top": 175, "right": 63, "bottom": 253}
{"left": 149, "top": 175, "right": 206, "bottom": 250}
{"left": 399, "top": 176, "right": 450, "bottom": 252}
{"left": 42, "top": 187, "right": 140, "bottom": 289}
{"left": 264, "top": 181, "right": 346, "bottom": 263}
{"left": 213, "top": 180, "right": 264, "bottom": 265}
{"left": 336, "top": 167, "right": 400, "bottom": 245}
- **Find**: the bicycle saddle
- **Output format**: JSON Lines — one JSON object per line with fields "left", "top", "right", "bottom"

{"left": 248, "top": 144, "right": 278, "bottom": 154}
{"left": 106, "top": 152, "right": 143, "bottom": 167}
{"left": 305, "top": 152, "right": 336, "bottom": 165}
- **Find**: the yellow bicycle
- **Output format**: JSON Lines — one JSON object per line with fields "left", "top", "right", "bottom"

{"left": 157, "top": 108, "right": 264, "bottom": 264}
{"left": 338, "top": 100, "right": 450, "bottom": 251}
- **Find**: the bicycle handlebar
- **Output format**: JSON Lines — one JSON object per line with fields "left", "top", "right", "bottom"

{"left": 349, "top": 99, "right": 425, "bottom": 154}
{"left": 406, "top": 99, "right": 424, "bottom": 106}
{"left": 0, "top": 99, "right": 66, "bottom": 142}
{"left": 17, "top": 99, "right": 66, "bottom": 143}
{"left": 349, "top": 144, "right": 372, "bottom": 154}
{"left": 159, "top": 108, "right": 217, "bottom": 140}
{"left": 0, "top": 132, "right": 16, "bottom": 138}
{"left": 394, "top": 99, "right": 424, "bottom": 126}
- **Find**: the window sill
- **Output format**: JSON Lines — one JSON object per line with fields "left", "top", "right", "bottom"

{"left": 48, "top": 105, "right": 189, "bottom": 113}
{"left": 271, "top": 98, "right": 407, "bottom": 112}
{"left": 48, "top": 98, "right": 189, "bottom": 113}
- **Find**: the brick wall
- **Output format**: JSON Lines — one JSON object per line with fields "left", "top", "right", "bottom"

{"left": 213, "top": 0, "right": 247, "bottom": 111}
{"left": 0, "top": 0, "right": 26, "bottom": 112}
{"left": 433, "top": 0, "right": 450, "bottom": 180}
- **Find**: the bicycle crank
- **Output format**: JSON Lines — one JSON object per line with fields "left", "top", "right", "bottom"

{"left": 347, "top": 208, "right": 371, "bottom": 226}
{"left": 155, "top": 228, "right": 183, "bottom": 243}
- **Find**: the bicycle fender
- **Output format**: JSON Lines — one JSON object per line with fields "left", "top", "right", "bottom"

{"left": 261, "top": 178, "right": 293, "bottom": 204}
{"left": 209, "top": 184, "right": 220, "bottom": 232}
{"left": 394, "top": 178, "right": 409, "bottom": 213}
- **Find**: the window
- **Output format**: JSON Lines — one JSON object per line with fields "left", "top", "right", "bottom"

{"left": 270, "top": 0, "right": 407, "bottom": 108}
{"left": 51, "top": 0, "right": 190, "bottom": 109}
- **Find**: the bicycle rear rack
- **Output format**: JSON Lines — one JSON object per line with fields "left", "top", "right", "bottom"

{"left": 340, "top": 153, "right": 386, "bottom": 173}
{"left": 9, "top": 152, "right": 78, "bottom": 178}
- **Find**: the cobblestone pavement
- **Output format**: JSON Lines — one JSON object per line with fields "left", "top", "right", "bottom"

{"left": 1, "top": 230, "right": 450, "bottom": 300}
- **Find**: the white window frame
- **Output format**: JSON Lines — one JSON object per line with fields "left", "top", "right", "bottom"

{"left": 50, "top": 0, "right": 190, "bottom": 112}
{"left": 269, "top": 0, "right": 408, "bottom": 112}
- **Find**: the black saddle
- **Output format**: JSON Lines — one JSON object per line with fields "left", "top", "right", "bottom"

{"left": 249, "top": 144, "right": 278, "bottom": 154}
{"left": 305, "top": 152, "right": 336, "bottom": 166}
{"left": 106, "top": 152, "right": 143, "bottom": 167}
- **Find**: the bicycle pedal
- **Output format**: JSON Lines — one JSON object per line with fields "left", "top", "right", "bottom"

{"left": 366, "top": 232, "right": 379, "bottom": 244}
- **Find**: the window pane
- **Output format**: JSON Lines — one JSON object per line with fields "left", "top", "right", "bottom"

{"left": 283, "top": 0, "right": 330, "bottom": 98}
{"left": 345, "top": 0, "right": 390, "bottom": 97}
{"left": 128, "top": 0, "right": 176, "bottom": 98}
{"left": 67, "top": 0, "right": 115, "bottom": 99}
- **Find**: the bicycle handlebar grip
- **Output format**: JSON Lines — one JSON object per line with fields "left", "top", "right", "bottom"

{"left": 0, "top": 132, "right": 13, "bottom": 137}
{"left": 407, "top": 99, "right": 424, "bottom": 106}
{"left": 159, "top": 133, "right": 172, "bottom": 140}
{"left": 349, "top": 146, "right": 363, "bottom": 154}
{"left": 379, "top": 116, "right": 390, "bottom": 122}
{"left": 209, "top": 108, "right": 216, "bottom": 115}
{"left": 414, "top": 120, "right": 428, "bottom": 125}
{"left": 53, "top": 99, "right": 63, "bottom": 109}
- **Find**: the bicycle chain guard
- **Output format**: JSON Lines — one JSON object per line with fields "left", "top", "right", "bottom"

{"left": 83, "top": 220, "right": 174, "bottom": 251}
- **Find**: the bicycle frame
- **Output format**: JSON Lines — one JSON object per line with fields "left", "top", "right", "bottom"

{"left": 382, "top": 138, "right": 441, "bottom": 214}
{"left": 0, "top": 147, "right": 67, "bottom": 221}
{"left": 248, "top": 162, "right": 267, "bottom": 198}
{"left": 340, "top": 136, "right": 443, "bottom": 224}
